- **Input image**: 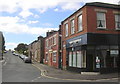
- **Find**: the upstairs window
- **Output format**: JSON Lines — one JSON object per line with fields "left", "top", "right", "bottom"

{"left": 71, "top": 19, "right": 75, "bottom": 34}
{"left": 115, "top": 14, "right": 120, "bottom": 29}
{"left": 78, "top": 14, "right": 83, "bottom": 31}
{"left": 54, "top": 35, "right": 56, "bottom": 45}
{"left": 46, "top": 40, "right": 48, "bottom": 47}
{"left": 97, "top": 12, "right": 106, "bottom": 28}
{"left": 65, "top": 23, "right": 68, "bottom": 37}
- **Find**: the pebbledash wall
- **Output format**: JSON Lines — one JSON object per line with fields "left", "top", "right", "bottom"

{"left": 61, "top": 2, "right": 120, "bottom": 73}
{"left": 44, "top": 30, "right": 62, "bottom": 69}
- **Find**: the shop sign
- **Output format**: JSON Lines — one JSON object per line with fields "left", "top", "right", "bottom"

{"left": 110, "top": 50, "right": 119, "bottom": 55}
{"left": 69, "top": 38, "right": 82, "bottom": 44}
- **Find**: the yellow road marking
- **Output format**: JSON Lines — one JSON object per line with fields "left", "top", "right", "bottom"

{"left": 32, "top": 64, "right": 118, "bottom": 82}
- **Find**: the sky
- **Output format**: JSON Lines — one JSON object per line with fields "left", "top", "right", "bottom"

{"left": 0, "top": 0, "right": 119, "bottom": 50}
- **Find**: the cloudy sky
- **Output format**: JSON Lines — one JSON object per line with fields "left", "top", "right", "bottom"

{"left": 0, "top": 0, "right": 119, "bottom": 50}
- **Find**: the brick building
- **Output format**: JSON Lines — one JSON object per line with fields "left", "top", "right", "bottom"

{"left": 44, "top": 30, "right": 62, "bottom": 69}
{"left": 61, "top": 2, "right": 120, "bottom": 73}
{"left": 28, "top": 36, "right": 44, "bottom": 63}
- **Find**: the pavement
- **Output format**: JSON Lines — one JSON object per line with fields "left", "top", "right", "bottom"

{"left": 32, "top": 61, "right": 119, "bottom": 82}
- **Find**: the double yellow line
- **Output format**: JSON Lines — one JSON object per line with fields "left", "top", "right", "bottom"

{"left": 32, "top": 64, "right": 119, "bottom": 82}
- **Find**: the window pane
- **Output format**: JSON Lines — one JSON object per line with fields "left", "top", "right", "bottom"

{"left": 54, "top": 35, "right": 56, "bottom": 45}
{"left": 97, "top": 12, "right": 106, "bottom": 28}
{"left": 83, "top": 51, "right": 86, "bottom": 68}
{"left": 78, "top": 15, "right": 82, "bottom": 31}
{"left": 97, "top": 12, "right": 105, "bottom": 20}
{"left": 65, "top": 24, "right": 68, "bottom": 37}
{"left": 77, "top": 51, "right": 82, "bottom": 68}
{"left": 71, "top": 19, "right": 75, "bottom": 34}
{"left": 69, "top": 52, "right": 72, "bottom": 66}
{"left": 115, "top": 15, "right": 120, "bottom": 29}
{"left": 53, "top": 52, "right": 56, "bottom": 62}
{"left": 73, "top": 52, "right": 76, "bottom": 67}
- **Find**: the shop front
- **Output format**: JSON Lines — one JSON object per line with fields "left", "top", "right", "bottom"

{"left": 66, "top": 33, "right": 119, "bottom": 73}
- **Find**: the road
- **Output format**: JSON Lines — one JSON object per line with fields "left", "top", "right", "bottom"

{"left": 2, "top": 51, "right": 75, "bottom": 82}
{"left": 2, "top": 51, "right": 119, "bottom": 83}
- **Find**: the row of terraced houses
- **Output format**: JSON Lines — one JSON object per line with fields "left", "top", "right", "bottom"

{"left": 28, "top": 2, "right": 120, "bottom": 74}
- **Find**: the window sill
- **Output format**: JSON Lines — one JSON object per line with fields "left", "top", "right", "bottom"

{"left": 96, "top": 28, "right": 108, "bottom": 30}
{"left": 77, "top": 30, "right": 84, "bottom": 33}
{"left": 70, "top": 33, "right": 75, "bottom": 36}
{"left": 53, "top": 61, "right": 56, "bottom": 63}
{"left": 65, "top": 35, "right": 69, "bottom": 38}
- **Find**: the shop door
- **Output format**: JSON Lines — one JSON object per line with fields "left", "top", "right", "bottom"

{"left": 87, "top": 50, "right": 94, "bottom": 71}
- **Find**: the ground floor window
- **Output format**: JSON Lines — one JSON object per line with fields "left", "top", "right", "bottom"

{"left": 95, "top": 45, "right": 119, "bottom": 69}
{"left": 68, "top": 50, "right": 86, "bottom": 68}
{"left": 53, "top": 52, "right": 57, "bottom": 62}
{"left": 45, "top": 53, "right": 48, "bottom": 62}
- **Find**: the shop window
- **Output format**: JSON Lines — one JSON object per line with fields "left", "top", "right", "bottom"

{"left": 53, "top": 52, "right": 57, "bottom": 62}
{"left": 68, "top": 50, "right": 86, "bottom": 68}
{"left": 110, "top": 50, "right": 119, "bottom": 68}
{"left": 82, "top": 50, "right": 86, "bottom": 68}
{"left": 97, "top": 12, "right": 106, "bottom": 28}
{"left": 73, "top": 51, "right": 76, "bottom": 67}
{"left": 77, "top": 51, "right": 82, "bottom": 68}
{"left": 69, "top": 52, "right": 72, "bottom": 66}
{"left": 115, "top": 14, "right": 120, "bottom": 30}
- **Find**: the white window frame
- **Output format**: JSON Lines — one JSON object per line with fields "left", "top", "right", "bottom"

{"left": 115, "top": 14, "right": 120, "bottom": 30}
{"left": 97, "top": 12, "right": 106, "bottom": 29}
{"left": 54, "top": 35, "right": 56, "bottom": 45}
{"left": 46, "top": 39, "right": 48, "bottom": 47}
{"left": 45, "top": 53, "right": 48, "bottom": 62}
{"left": 53, "top": 51, "right": 57, "bottom": 62}
{"left": 71, "top": 19, "right": 75, "bottom": 34}
{"left": 65, "top": 23, "right": 68, "bottom": 37}
{"left": 78, "top": 14, "right": 83, "bottom": 32}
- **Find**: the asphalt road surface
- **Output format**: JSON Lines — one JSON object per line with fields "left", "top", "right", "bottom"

{"left": 2, "top": 51, "right": 76, "bottom": 82}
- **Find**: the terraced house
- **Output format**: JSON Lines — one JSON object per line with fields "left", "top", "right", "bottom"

{"left": 28, "top": 36, "right": 44, "bottom": 63}
{"left": 61, "top": 2, "right": 120, "bottom": 73}
{"left": 44, "top": 30, "right": 62, "bottom": 69}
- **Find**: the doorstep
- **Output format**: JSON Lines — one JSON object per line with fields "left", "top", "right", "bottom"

{"left": 81, "top": 72, "right": 100, "bottom": 75}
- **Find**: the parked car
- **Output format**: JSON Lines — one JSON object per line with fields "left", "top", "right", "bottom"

{"left": 13, "top": 52, "right": 19, "bottom": 56}
{"left": 23, "top": 57, "right": 32, "bottom": 63}
{"left": 19, "top": 54, "right": 26, "bottom": 59}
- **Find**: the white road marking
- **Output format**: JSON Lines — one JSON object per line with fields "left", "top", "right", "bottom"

{"left": 31, "top": 76, "right": 41, "bottom": 82}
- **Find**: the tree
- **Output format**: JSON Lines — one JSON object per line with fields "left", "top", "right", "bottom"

{"left": 14, "top": 43, "right": 28, "bottom": 56}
